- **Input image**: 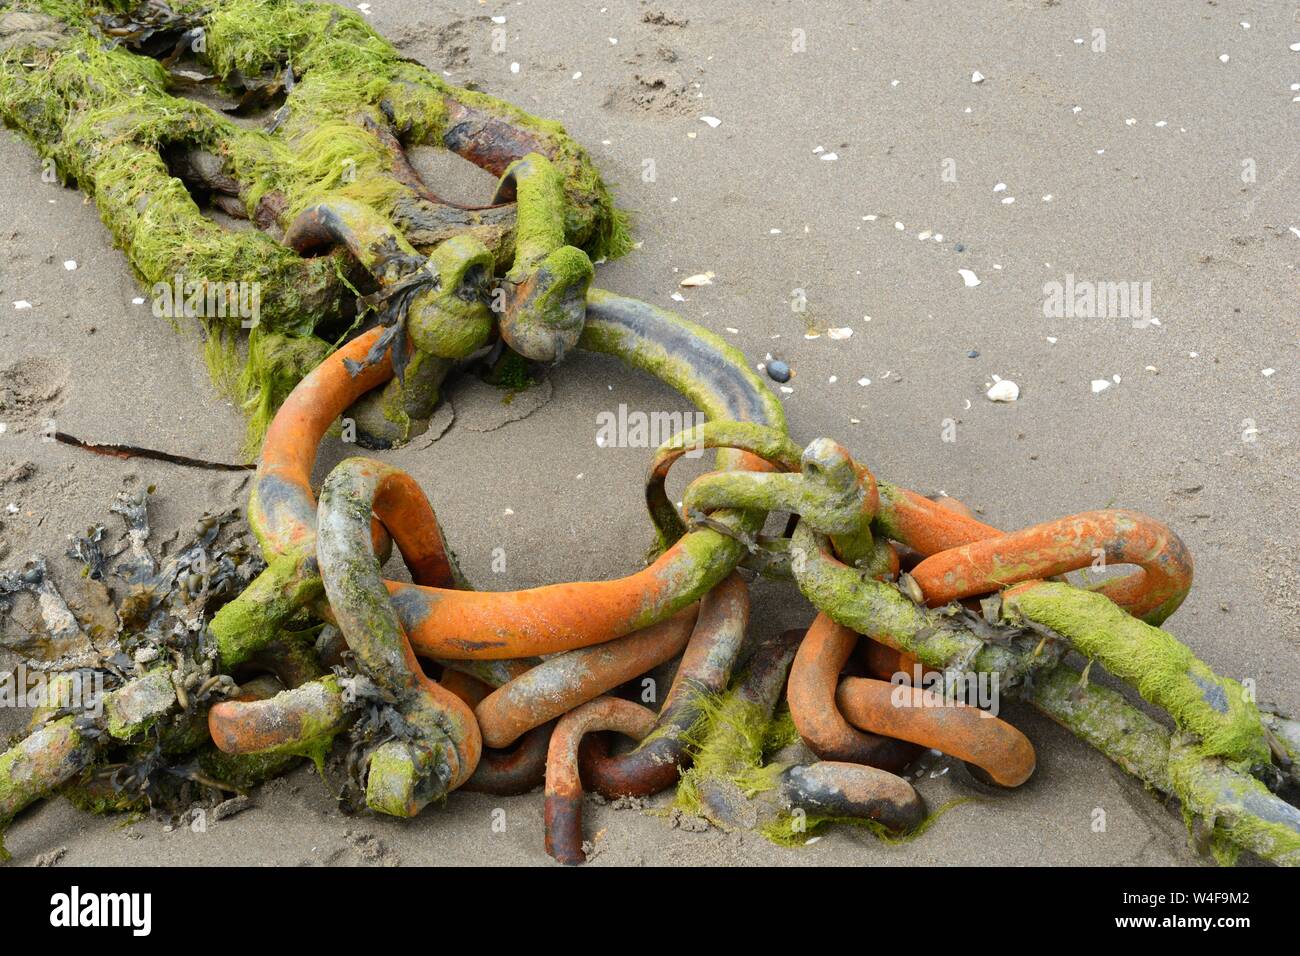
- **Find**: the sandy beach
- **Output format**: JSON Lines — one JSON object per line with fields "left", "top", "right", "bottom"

{"left": 1, "top": 0, "right": 1297, "bottom": 866}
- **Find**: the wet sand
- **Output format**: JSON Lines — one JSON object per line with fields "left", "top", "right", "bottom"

{"left": 0, "top": 0, "right": 1296, "bottom": 866}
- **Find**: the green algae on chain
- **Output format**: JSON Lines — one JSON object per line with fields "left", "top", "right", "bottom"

{"left": 496, "top": 153, "right": 594, "bottom": 362}
{"left": 1001, "top": 582, "right": 1269, "bottom": 771}
{"left": 0, "top": 716, "right": 93, "bottom": 860}
{"left": 200, "top": 0, "right": 630, "bottom": 254}
{"left": 1033, "top": 665, "right": 1300, "bottom": 866}
{"left": 643, "top": 419, "right": 802, "bottom": 552}
{"left": 580, "top": 290, "right": 786, "bottom": 438}
{"left": 0, "top": 8, "right": 347, "bottom": 327}
{"left": 674, "top": 689, "right": 788, "bottom": 824}
{"left": 1166, "top": 734, "right": 1300, "bottom": 866}
{"left": 759, "top": 795, "right": 974, "bottom": 849}
{"left": 1029, "top": 663, "right": 1172, "bottom": 792}
{"left": 0, "top": 665, "right": 188, "bottom": 858}
{"left": 793, "top": 516, "right": 1295, "bottom": 862}
{"left": 210, "top": 549, "right": 322, "bottom": 668}
{"left": 582, "top": 287, "right": 788, "bottom": 555}
{"left": 196, "top": 746, "right": 303, "bottom": 791}
{"left": 0, "top": 0, "right": 631, "bottom": 451}
{"left": 675, "top": 438, "right": 882, "bottom": 571}
{"left": 674, "top": 631, "right": 802, "bottom": 828}
{"left": 790, "top": 522, "right": 1040, "bottom": 683}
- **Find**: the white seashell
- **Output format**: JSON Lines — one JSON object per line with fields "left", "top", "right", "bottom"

{"left": 986, "top": 379, "right": 1019, "bottom": 402}
{"left": 679, "top": 272, "right": 714, "bottom": 287}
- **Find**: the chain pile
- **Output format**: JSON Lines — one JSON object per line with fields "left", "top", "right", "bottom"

{"left": 1, "top": 0, "right": 1297, "bottom": 866}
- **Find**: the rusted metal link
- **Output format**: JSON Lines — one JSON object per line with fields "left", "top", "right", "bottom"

{"left": 646, "top": 427, "right": 883, "bottom": 570}
{"left": 684, "top": 627, "right": 804, "bottom": 831}
{"left": 792, "top": 519, "right": 1063, "bottom": 684}
{"left": 243, "top": 630, "right": 330, "bottom": 691}
{"left": 437, "top": 668, "right": 553, "bottom": 795}
{"left": 874, "top": 484, "right": 1003, "bottom": 557}
{"left": 583, "top": 572, "right": 750, "bottom": 798}
{"left": 680, "top": 624, "right": 931, "bottom": 838}
{"left": 316, "top": 457, "right": 481, "bottom": 815}
{"left": 437, "top": 669, "right": 494, "bottom": 707}
{"left": 643, "top": 420, "right": 803, "bottom": 547}
{"left": 209, "top": 326, "right": 395, "bottom": 667}
{"left": 681, "top": 439, "right": 881, "bottom": 564}
{"left": 493, "top": 153, "right": 593, "bottom": 363}
{"left": 788, "top": 614, "right": 924, "bottom": 772}
{"left": 835, "top": 677, "right": 1037, "bottom": 788}
{"left": 251, "top": 326, "right": 394, "bottom": 564}
{"left": 857, "top": 636, "right": 918, "bottom": 681}
{"left": 440, "top": 99, "right": 559, "bottom": 178}
{"left": 208, "top": 676, "right": 354, "bottom": 756}
{"left": 216, "top": 287, "right": 784, "bottom": 669}
{"left": 464, "top": 722, "right": 556, "bottom": 796}
{"left": 285, "top": 197, "right": 423, "bottom": 271}
{"left": 911, "top": 510, "right": 1193, "bottom": 624}
{"left": 779, "top": 761, "right": 925, "bottom": 833}
{"left": 375, "top": 289, "right": 788, "bottom": 659}
{"left": 544, "top": 697, "right": 657, "bottom": 865}
{"left": 475, "top": 606, "right": 698, "bottom": 749}
{"left": 681, "top": 439, "right": 877, "bottom": 536}
{"left": 286, "top": 202, "right": 496, "bottom": 358}
{"left": 438, "top": 658, "right": 537, "bottom": 690}
{"left": 0, "top": 717, "right": 96, "bottom": 853}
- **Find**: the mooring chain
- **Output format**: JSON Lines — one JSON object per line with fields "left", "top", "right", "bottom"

{"left": 0, "top": 0, "right": 1297, "bottom": 868}
{"left": 184, "top": 340, "right": 1300, "bottom": 864}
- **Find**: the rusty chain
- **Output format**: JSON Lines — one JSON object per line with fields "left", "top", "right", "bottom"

{"left": 0, "top": 0, "right": 1297, "bottom": 868}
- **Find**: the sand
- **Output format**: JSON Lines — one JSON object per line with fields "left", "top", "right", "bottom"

{"left": 1, "top": 0, "right": 1297, "bottom": 867}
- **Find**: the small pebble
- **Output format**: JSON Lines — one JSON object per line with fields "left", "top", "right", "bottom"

{"left": 967, "top": 349, "right": 979, "bottom": 358}
{"left": 767, "top": 360, "right": 791, "bottom": 383}
{"left": 954, "top": 243, "right": 965, "bottom": 252}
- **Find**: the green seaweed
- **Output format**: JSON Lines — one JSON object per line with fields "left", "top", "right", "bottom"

{"left": 0, "top": 0, "right": 632, "bottom": 453}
